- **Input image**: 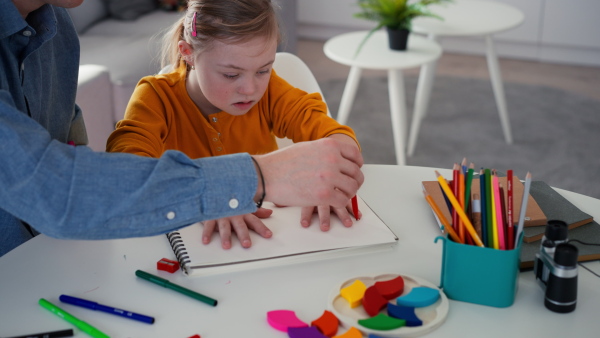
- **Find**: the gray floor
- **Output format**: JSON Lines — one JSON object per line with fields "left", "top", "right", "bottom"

{"left": 296, "top": 39, "right": 600, "bottom": 198}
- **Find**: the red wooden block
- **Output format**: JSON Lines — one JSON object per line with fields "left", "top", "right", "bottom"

{"left": 362, "top": 285, "right": 388, "bottom": 317}
{"left": 374, "top": 276, "right": 405, "bottom": 300}
{"left": 157, "top": 258, "right": 179, "bottom": 273}
{"left": 310, "top": 310, "right": 339, "bottom": 337}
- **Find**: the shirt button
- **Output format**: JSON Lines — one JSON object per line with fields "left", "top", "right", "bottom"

{"left": 166, "top": 211, "right": 176, "bottom": 220}
{"left": 212, "top": 117, "right": 218, "bottom": 122}
{"left": 23, "top": 30, "right": 32, "bottom": 37}
{"left": 216, "top": 147, "right": 222, "bottom": 152}
{"left": 212, "top": 137, "right": 218, "bottom": 142}
{"left": 229, "top": 199, "right": 239, "bottom": 209}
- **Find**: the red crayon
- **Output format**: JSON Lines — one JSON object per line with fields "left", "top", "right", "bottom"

{"left": 351, "top": 195, "right": 360, "bottom": 220}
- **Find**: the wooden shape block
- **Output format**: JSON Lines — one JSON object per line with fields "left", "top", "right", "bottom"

{"left": 358, "top": 313, "right": 405, "bottom": 331}
{"left": 396, "top": 287, "right": 440, "bottom": 308}
{"left": 374, "top": 276, "right": 404, "bottom": 300}
{"left": 362, "top": 285, "right": 388, "bottom": 317}
{"left": 267, "top": 310, "right": 308, "bottom": 332}
{"left": 332, "top": 327, "right": 362, "bottom": 338}
{"left": 288, "top": 326, "right": 328, "bottom": 338}
{"left": 367, "top": 334, "right": 388, "bottom": 338}
{"left": 340, "top": 280, "right": 367, "bottom": 308}
{"left": 311, "top": 310, "right": 339, "bottom": 337}
{"left": 386, "top": 303, "right": 423, "bottom": 327}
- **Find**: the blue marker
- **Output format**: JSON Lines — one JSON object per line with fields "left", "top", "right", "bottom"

{"left": 59, "top": 295, "right": 155, "bottom": 324}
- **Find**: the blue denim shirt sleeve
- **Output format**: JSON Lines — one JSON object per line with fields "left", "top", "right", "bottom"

{"left": 0, "top": 4, "right": 258, "bottom": 255}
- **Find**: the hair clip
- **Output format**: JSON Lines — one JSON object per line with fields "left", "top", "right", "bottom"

{"left": 192, "top": 12, "right": 197, "bottom": 37}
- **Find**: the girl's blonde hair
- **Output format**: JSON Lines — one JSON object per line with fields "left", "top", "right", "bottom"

{"left": 161, "top": 0, "right": 282, "bottom": 69}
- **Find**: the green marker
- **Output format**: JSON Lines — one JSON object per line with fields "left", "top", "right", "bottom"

{"left": 38, "top": 298, "right": 110, "bottom": 338}
{"left": 135, "top": 270, "right": 218, "bottom": 307}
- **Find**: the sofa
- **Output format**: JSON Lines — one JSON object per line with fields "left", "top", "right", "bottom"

{"left": 68, "top": 0, "right": 297, "bottom": 151}
{"left": 67, "top": 0, "right": 182, "bottom": 150}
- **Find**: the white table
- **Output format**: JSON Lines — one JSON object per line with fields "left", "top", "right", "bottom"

{"left": 1, "top": 165, "right": 599, "bottom": 337}
{"left": 408, "top": 0, "right": 525, "bottom": 156}
{"left": 324, "top": 32, "right": 442, "bottom": 165}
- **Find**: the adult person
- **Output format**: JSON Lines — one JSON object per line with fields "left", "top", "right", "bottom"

{"left": 0, "top": 0, "right": 364, "bottom": 257}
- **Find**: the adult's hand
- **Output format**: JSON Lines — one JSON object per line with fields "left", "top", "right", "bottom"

{"left": 253, "top": 138, "right": 364, "bottom": 209}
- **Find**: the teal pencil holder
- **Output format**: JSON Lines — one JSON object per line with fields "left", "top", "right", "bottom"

{"left": 435, "top": 234, "right": 523, "bottom": 308}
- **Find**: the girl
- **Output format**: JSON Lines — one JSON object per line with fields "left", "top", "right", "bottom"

{"left": 107, "top": 0, "right": 362, "bottom": 249}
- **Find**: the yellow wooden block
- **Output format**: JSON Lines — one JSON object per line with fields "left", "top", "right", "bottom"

{"left": 340, "top": 280, "right": 367, "bottom": 308}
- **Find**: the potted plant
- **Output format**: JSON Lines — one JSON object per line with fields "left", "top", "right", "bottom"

{"left": 354, "top": 0, "right": 451, "bottom": 54}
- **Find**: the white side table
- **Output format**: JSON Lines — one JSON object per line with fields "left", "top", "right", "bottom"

{"left": 324, "top": 31, "right": 442, "bottom": 165}
{"left": 408, "top": 0, "right": 525, "bottom": 156}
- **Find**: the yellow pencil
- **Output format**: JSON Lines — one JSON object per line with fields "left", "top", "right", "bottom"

{"left": 435, "top": 171, "right": 484, "bottom": 247}
{"left": 423, "top": 189, "right": 464, "bottom": 244}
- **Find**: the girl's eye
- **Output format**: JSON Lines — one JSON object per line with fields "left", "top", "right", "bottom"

{"left": 223, "top": 74, "right": 239, "bottom": 79}
{"left": 258, "top": 69, "right": 271, "bottom": 75}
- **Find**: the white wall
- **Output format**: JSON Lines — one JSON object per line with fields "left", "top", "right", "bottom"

{"left": 297, "top": 0, "right": 600, "bottom": 67}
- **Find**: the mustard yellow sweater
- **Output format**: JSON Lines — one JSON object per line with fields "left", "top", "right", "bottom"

{"left": 106, "top": 63, "right": 358, "bottom": 159}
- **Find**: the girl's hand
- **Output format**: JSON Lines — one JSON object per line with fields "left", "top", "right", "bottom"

{"left": 299, "top": 199, "right": 361, "bottom": 231}
{"left": 201, "top": 208, "right": 273, "bottom": 249}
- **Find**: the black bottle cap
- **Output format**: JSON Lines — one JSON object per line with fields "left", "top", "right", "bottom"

{"left": 545, "top": 220, "right": 568, "bottom": 241}
{"left": 554, "top": 243, "right": 579, "bottom": 267}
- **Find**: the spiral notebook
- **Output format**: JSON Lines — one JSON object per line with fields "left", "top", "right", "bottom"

{"left": 166, "top": 196, "right": 398, "bottom": 276}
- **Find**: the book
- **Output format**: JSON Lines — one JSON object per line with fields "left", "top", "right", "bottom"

{"left": 422, "top": 175, "right": 547, "bottom": 231}
{"left": 166, "top": 196, "right": 398, "bottom": 276}
{"left": 520, "top": 221, "right": 600, "bottom": 269}
{"left": 520, "top": 181, "right": 594, "bottom": 243}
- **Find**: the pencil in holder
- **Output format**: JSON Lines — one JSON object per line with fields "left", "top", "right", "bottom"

{"left": 435, "top": 234, "right": 523, "bottom": 308}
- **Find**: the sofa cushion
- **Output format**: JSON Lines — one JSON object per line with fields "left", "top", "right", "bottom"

{"left": 66, "top": 0, "right": 108, "bottom": 34}
{"left": 103, "top": 0, "right": 158, "bottom": 21}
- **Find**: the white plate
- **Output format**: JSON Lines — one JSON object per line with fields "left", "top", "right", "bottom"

{"left": 328, "top": 274, "right": 449, "bottom": 337}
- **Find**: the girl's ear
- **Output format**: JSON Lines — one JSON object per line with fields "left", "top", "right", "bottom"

{"left": 178, "top": 40, "right": 194, "bottom": 63}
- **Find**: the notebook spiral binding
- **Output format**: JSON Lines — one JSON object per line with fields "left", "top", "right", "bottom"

{"left": 166, "top": 231, "right": 191, "bottom": 274}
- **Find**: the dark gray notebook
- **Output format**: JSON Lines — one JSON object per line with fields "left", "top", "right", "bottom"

{"left": 522, "top": 181, "right": 593, "bottom": 243}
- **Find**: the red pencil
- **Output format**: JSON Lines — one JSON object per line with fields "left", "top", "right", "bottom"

{"left": 351, "top": 195, "right": 360, "bottom": 220}
{"left": 507, "top": 170, "right": 514, "bottom": 250}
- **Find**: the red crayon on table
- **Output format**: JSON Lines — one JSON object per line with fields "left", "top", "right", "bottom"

{"left": 351, "top": 195, "right": 360, "bottom": 220}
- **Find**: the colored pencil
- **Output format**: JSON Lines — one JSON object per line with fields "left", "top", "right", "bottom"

{"left": 515, "top": 172, "right": 532, "bottom": 248}
{"left": 458, "top": 163, "right": 466, "bottom": 242}
{"left": 472, "top": 193, "right": 482, "bottom": 240}
{"left": 464, "top": 163, "right": 475, "bottom": 212}
{"left": 452, "top": 163, "right": 460, "bottom": 237}
{"left": 507, "top": 169, "right": 514, "bottom": 250}
{"left": 423, "top": 189, "right": 463, "bottom": 244}
{"left": 499, "top": 184, "right": 509, "bottom": 250}
{"left": 435, "top": 171, "right": 484, "bottom": 247}
{"left": 493, "top": 172, "right": 505, "bottom": 250}
{"left": 484, "top": 169, "right": 494, "bottom": 247}
{"left": 479, "top": 169, "right": 488, "bottom": 247}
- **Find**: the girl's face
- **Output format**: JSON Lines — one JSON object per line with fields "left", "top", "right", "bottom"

{"left": 185, "top": 36, "right": 278, "bottom": 118}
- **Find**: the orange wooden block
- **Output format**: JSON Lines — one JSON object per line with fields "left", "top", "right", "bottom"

{"left": 332, "top": 327, "right": 362, "bottom": 338}
{"left": 311, "top": 310, "right": 339, "bottom": 337}
{"left": 362, "top": 285, "right": 388, "bottom": 317}
{"left": 374, "top": 276, "right": 405, "bottom": 300}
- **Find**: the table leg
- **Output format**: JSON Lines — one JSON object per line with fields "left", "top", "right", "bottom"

{"left": 388, "top": 69, "right": 407, "bottom": 166}
{"left": 408, "top": 58, "right": 438, "bottom": 157}
{"left": 485, "top": 35, "right": 513, "bottom": 144}
{"left": 336, "top": 66, "right": 362, "bottom": 125}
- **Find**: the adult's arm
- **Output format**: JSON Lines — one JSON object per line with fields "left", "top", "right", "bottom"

{"left": 0, "top": 92, "right": 258, "bottom": 240}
